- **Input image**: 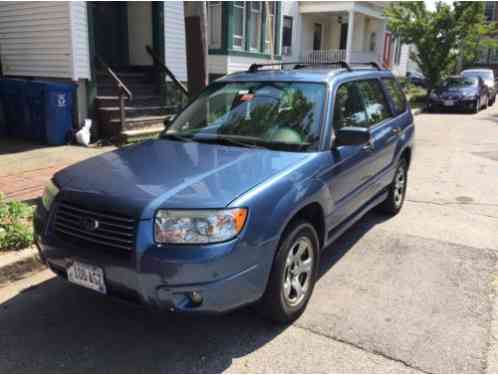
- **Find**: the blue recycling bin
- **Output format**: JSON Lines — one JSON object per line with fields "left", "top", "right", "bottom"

{"left": 44, "top": 82, "right": 76, "bottom": 146}
{"left": 25, "top": 81, "right": 47, "bottom": 142}
{"left": 0, "top": 79, "right": 28, "bottom": 138}
{"left": 29, "top": 81, "right": 76, "bottom": 146}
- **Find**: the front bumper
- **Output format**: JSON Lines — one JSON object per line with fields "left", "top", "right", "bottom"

{"left": 429, "top": 97, "right": 477, "bottom": 110}
{"left": 34, "top": 203, "right": 276, "bottom": 314}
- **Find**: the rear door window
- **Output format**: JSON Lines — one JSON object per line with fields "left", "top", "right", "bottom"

{"left": 333, "top": 82, "right": 368, "bottom": 130}
{"left": 356, "top": 79, "right": 392, "bottom": 126}
{"left": 382, "top": 78, "right": 407, "bottom": 115}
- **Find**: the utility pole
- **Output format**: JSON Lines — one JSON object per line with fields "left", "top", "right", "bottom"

{"left": 184, "top": 2, "right": 208, "bottom": 97}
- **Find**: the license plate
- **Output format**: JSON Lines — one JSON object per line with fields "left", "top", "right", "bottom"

{"left": 444, "top": 100, "right": 454, "bottom": 106}
{"left": 67, "top": 261, "right": 107, "bottom": 294}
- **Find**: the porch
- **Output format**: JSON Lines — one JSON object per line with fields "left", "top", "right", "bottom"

{"left": 297, "top": 2, "right": 386, "bottom": 64}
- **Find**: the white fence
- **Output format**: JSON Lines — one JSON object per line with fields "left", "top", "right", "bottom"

{"left": 300, "top": 49, "right": 381, "bottom": 65}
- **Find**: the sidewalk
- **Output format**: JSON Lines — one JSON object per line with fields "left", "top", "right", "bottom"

{"left": 0, "top": 138, "right": 114, "bottom": 202}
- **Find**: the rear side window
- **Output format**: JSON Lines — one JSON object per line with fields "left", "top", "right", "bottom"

{"left": 333, "top": 82, "right": 368, "bottom": 130}
{"left": 382, "top": 78, "right": 407, "bottom": 115}
{"left": 356, "top": 80, "right": 392, "bottom": 126}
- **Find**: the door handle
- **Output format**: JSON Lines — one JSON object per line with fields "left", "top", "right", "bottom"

{"left": 392, "top": 127, "right": 401, "bottom": 135}
{"left": 361, "top": 139, "right": 375, "bottom": 152}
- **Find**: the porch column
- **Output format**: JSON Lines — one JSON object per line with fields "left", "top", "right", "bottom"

{"left": 345, "top": 10, "right": 354, "bottom": 63}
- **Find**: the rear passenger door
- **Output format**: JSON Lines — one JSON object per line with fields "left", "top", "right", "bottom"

{"left": 356, "top": 78, "right": 398, "bottom": 194}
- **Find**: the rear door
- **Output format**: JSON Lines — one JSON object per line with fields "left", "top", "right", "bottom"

{"left": 355, "top": 79, "right": 396, "bottom": 190}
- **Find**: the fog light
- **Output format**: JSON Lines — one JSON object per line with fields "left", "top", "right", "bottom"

{"left": 190, "top": 291, "right": 203, "bottom": 306}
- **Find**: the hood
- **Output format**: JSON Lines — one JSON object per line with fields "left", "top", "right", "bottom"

{"left": 436, "top": 86, "right": 476, "bottom": 96}
{"left": 54, "top": 139, "right": 314, "bottom": 218}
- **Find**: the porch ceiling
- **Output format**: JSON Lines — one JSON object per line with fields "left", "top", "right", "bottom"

{"left": 299, "top": 1, "right": 385, "bottom": 20}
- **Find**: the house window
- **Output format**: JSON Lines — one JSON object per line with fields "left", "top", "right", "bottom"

{"left": 282, "top": 16, "right": 293, "bottom": 56}
{"left": 265, "top": 2, "right": 276, "bottom": 54}
{"left": 485, "top": 2, "right": 496, "bottom": 21}
{"left": 249, "top": 2, "right": 262, "bottom": 51}
{"left": 208, "top": 2, "right": 222, "bottom": 49}
{"left": 233, "top": 2, "right": 246, "bottom": 49}
{"left": 394, "top": 38, "right": 402, "bottom": 65}
{"left": 369, "top": 32, "right": 377, "bottom": 52}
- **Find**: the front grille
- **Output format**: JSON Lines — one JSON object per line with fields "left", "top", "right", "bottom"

{"left": 53, "top": 201, "right": 136, "bottom": 253}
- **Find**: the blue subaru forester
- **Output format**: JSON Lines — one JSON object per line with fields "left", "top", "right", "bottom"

{"left": 34, "top": 62, "right": 414, "bottom": 323}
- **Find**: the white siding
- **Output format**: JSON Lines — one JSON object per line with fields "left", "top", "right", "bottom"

{"left": 0, "top": 1, "right": 89, "bottom": 80}
{"left": 164, "top": 1, "right": 187, "bottom": 82}
{"left": 69, "top": 2, "right": 90, "bottom": 80}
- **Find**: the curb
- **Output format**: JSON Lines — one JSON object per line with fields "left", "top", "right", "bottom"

{"left": 0, "top": 247, "right": 47, "bottom": 287}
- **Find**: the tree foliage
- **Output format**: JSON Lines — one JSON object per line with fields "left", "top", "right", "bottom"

{"left": 386, "top": 1, "right": 496, "bottom": 91}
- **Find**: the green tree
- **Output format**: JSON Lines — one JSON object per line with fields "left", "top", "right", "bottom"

{"left": 386, "top": 1, "right": 495, "bottom": 94}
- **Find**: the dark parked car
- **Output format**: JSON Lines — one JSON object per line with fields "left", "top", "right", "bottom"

{"left": 34, "top": 63, "right": 414, "bottom": 323}
{"left": 407, "top": 71, "right": 427, "bottom": 88}
{"left": 462, "top": 68, "right": 496, "bottom": 105}
{"left": 428, "top": 76, "right": 489, "bottom": 113}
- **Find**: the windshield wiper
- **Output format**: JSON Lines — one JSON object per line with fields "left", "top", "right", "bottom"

{"left": 160, "top": 132, "right": 193, "bottom": 142}
{"left": 192, "top": 135, "right": 264, "bottom": 149}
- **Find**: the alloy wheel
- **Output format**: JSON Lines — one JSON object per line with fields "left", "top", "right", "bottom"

{"left": 393, "top": 165, "right": 406, "bottom": 208}
{"left": 282, "top": 237, "right": 314, "bottom": 307}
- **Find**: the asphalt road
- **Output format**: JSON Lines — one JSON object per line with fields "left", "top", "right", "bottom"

{"left": 1, "top": 106, "right": 498, "bottom": 373}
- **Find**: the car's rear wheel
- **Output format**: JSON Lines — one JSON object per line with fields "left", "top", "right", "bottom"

{"left": 259, "top": 220, "right": 319, "bottom": 324}
{"left": 377, "top": 158, "right": 408, "bottom": 215}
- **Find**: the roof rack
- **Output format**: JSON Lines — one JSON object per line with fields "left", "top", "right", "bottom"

{"left": 247, "top": 61, "right": 382, "bottom": 73}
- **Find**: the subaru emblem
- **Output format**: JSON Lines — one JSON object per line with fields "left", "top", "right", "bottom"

{"left": 81, "top": 217, "right": 99, "bottom": 231}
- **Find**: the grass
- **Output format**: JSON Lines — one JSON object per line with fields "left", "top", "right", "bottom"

{"left": 0, "top": 193, "right": 34, "bottom": 252}
{"left": 403, "top": 82, "right": 428, "bottom": 112}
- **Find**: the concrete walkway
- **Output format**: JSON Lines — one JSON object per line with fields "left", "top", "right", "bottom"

{"left": 0, "top": 138, "right": 113, "bottom": 202}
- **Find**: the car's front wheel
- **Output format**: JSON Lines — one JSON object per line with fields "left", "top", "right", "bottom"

{"left": 260, "top": 220, "right": 319, "bottom": 324}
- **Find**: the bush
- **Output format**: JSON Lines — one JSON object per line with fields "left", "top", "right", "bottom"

{"left": 0, "top": 193, "right": 34, "bottom": 251}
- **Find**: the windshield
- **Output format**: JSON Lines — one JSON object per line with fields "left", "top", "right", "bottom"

{"left": 441, "top": 77, "right": 477, "bottom": 89}
{"left": 164, "top": 81, "right": 326, "bottom": 152}
{"left": 463, "top": 71, "right": 493, "bottom": 81}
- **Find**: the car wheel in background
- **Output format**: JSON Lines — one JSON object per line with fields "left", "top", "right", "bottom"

{"left": 377, "top": 158, "right": 408, "bottom": 215}
{"left": 259, "top": 220, "right": 319, "bottom": 324}
{"left": 472, "top": 99, "right": 480, "bottom": 113}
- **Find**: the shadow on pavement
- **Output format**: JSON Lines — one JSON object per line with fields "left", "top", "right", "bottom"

{"left": 0, "top": 138, "right": 46, "bottom": 155}
{"left": 0, "top": 212, "right": 389, "bottom": 373}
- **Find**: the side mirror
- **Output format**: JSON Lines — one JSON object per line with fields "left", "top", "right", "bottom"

{"left": 334, "top": 127, "right": 371, "bottom": 147}
{"left": 164, "top": 115, "right": 176, "bottom": 130}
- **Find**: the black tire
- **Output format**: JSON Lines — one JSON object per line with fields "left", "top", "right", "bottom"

{"left": 472, "top": 99, "right": 479, "bottom": 113}
{"left": 259, "top": 220, "right": 319, "bottom": 324}
{"left": 377, "top": 158, "right": 408, "bottom": 215}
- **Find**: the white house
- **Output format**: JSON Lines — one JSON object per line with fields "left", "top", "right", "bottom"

{"left": 281, "top": 1, "right": 388, "bottom": 66}
{"left": 0, "top": 1, "right": 188, "bottom": 140}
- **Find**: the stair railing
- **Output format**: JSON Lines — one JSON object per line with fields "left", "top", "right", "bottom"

{"left": 95, "top": 55, "right": 133, "bottom": 130}
{"left": 146, "top": 45, "right": 189, "bottom": 101}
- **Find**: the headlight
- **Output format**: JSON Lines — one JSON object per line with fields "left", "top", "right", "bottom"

{"left": 155, "top": 208, "right": 248, "bottom": 244}
{"left": 41, "top": 180, "right": 59, "bottom": 211}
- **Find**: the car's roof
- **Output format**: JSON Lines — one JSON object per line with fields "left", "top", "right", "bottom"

{"left": 218, "top": 66, "right": 394, "bottom": 84}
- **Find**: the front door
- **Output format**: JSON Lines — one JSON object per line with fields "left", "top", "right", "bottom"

{"left": 340, "top": 23, "right": 348, "bottom": 50}
{"left": 94, "top": 2, "right": 129, "bottom": 67}
{"left": 325, "top": 81, "right": 376, "bottom": 230}
{"left": 313, "top": 23, "right": 322, "bottom": 50}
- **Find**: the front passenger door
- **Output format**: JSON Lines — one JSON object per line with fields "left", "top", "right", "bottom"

{"left": 326, "top": 81, "right": 376, "bottom": 228}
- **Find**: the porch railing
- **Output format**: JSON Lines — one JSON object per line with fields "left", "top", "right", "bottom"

{"left": 145, "top": 46, "right": 188, "bottom": 97}
{"left": 300, "top": 49, "right": 381, "bottom": 65}
{"left": 95, "top": 55, "right": 132, "bottom": 130}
